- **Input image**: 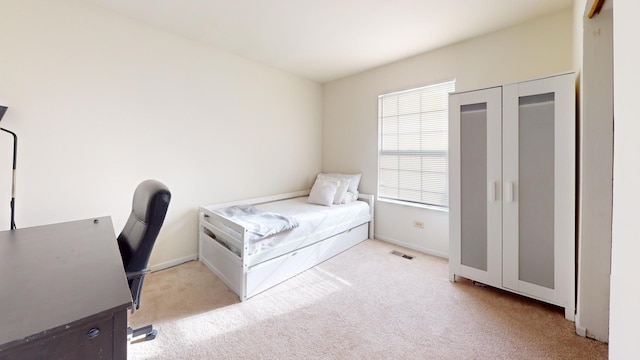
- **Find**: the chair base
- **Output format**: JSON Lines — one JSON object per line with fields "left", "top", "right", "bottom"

{"left": 128, "top": 324, "right": 157, "bottom": 342}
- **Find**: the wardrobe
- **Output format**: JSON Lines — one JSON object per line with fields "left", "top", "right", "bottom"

{"left": 448, "top": 72, "right": 575, "bottom": 320}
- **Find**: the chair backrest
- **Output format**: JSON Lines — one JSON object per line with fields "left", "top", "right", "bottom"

{"left": 117, "top": 180, "right": 171, "bottom": 308}
{"left": 0, "top": 106, "right": 7, "bottom": 122}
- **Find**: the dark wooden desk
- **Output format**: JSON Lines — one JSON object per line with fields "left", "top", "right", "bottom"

{"left": 0, "top": 217, "right": 132, "bottom": 359}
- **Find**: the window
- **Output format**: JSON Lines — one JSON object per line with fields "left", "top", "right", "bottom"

{"left": 378, "top": 80, "right": 455, "bottom": 208}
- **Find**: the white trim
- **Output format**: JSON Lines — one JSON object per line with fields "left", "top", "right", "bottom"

{"left": 149, "top": 253, "right": 198, "bottom": 272}
{"left": 575, "top": 313, "right": 587, "bottom": 337}
{"left": 375, "top": 234, "right": 448, "bottom": 259}
{"left": 377, "top": 197, "right": 449, "bottom": 212}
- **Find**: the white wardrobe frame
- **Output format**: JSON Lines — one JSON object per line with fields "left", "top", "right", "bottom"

{"left": 502, "top": 75, "right": 576, "bottom": 313}
{"left": 449, "top": 87, "right": 503, "bottom": 288}
{"left": 449, "top": 72, "right": 576, "bottom": 321}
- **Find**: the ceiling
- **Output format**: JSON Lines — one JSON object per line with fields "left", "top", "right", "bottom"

{"left": 84, "top": 0, "right": 573, "bottom": 83}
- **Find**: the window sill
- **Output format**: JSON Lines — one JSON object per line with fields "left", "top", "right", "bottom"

{"left": 376, "top": 197, "right": 449, "bottom": 213}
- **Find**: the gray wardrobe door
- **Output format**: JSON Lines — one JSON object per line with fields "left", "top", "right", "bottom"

{"left": 517, "top": 93, "right": 556, "bottom": 289}
{"left": 460, "top": 103, "right": 488, "bottom": 272}
{"left": 449, "top": 86, "right": 502, "bottom": 288}
{"left": 502, "top": 73, "right": 575, "bottom": 319}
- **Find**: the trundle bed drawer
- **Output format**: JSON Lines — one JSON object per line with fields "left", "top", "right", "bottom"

{"left": 246, "top": 223, "right": 368, "bottom": 297}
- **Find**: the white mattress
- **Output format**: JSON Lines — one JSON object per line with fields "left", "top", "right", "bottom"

{"left": 245, "top": 196, "right": 370, "bottom": 256}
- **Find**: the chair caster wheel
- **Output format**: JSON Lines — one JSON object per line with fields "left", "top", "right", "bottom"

{"left": 146, "top": 329, "right": 158, "bottom": 341}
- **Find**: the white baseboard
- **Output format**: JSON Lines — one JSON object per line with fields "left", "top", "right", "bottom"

{"left": 375, "top": 234, "right": 449, "bottom": 259}
{"left": 574, "top": 314, "right": 587, "bottom": 337}
{"left": 149, "top": 253, "right": 198, "bottom": 272}
{"left": 574, "top": 315, "right": 609, "bottom": 342}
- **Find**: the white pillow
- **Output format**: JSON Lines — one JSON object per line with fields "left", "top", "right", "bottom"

{"left": 308, "top": 177, "right": 340, "bottom": 206}
{"left": 320, "top": 173, "right": 361, "bottom": 194}
{"left": 317, "top": 174, "right": 351, "bottom": 204}
{"left": 343, "top": 191, "right": 359, "bottom": 204}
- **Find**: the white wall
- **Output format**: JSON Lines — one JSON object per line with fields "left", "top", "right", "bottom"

{"left": 323, "top": 9, "right": 574, "bottom": 256}
{"left": 573, "top": 0, "right": 587, "bottom": 70}
{"left": 0, "top": 0, "right": 322, "bottom": 269}
{"left": 610, "top": 0, "right": 640, "bottom": 357}
{"left": 575, "top": 0, "right": 613, "bottom": 342}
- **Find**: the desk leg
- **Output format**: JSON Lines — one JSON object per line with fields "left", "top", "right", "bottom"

{"left": 113, "top": 309, "right": 128, "bottom": 359}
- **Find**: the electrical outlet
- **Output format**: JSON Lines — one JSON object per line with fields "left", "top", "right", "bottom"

{"left": 413, "top": 220, "right": 424, "bottom": 229}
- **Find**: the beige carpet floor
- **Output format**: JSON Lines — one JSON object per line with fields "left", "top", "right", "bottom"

{"left": 128, "top": 239, "right": 608, "bottom": 359}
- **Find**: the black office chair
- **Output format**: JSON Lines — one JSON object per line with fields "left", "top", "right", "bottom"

{"left": 117, "top": 179, "right": 171, "bottom": 342}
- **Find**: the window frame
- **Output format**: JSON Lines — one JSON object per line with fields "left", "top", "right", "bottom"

{"left": 377, "top": 79, "right": 456, "bottom": 210}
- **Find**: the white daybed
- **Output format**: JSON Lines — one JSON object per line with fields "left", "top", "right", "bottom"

{"left": 198, "top": 190, "right": 374, "bottom": 301}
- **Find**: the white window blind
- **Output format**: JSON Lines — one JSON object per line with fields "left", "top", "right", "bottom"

{"left": 378, "top": 80, "right": 455, "bottom": 208}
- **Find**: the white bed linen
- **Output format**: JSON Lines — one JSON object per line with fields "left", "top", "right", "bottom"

{"left": 212, "top": 205, "right": 299, "bottom": 241}
{"left": 210, "top": 196, "right": 370, "bottom": 256}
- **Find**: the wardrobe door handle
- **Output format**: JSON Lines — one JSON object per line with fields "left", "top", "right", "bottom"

{"left": 506, "top": 181, "right": 514, "bottom": 203}
{"left": 489, "top": 181, "right": 498, "bottom": 202}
